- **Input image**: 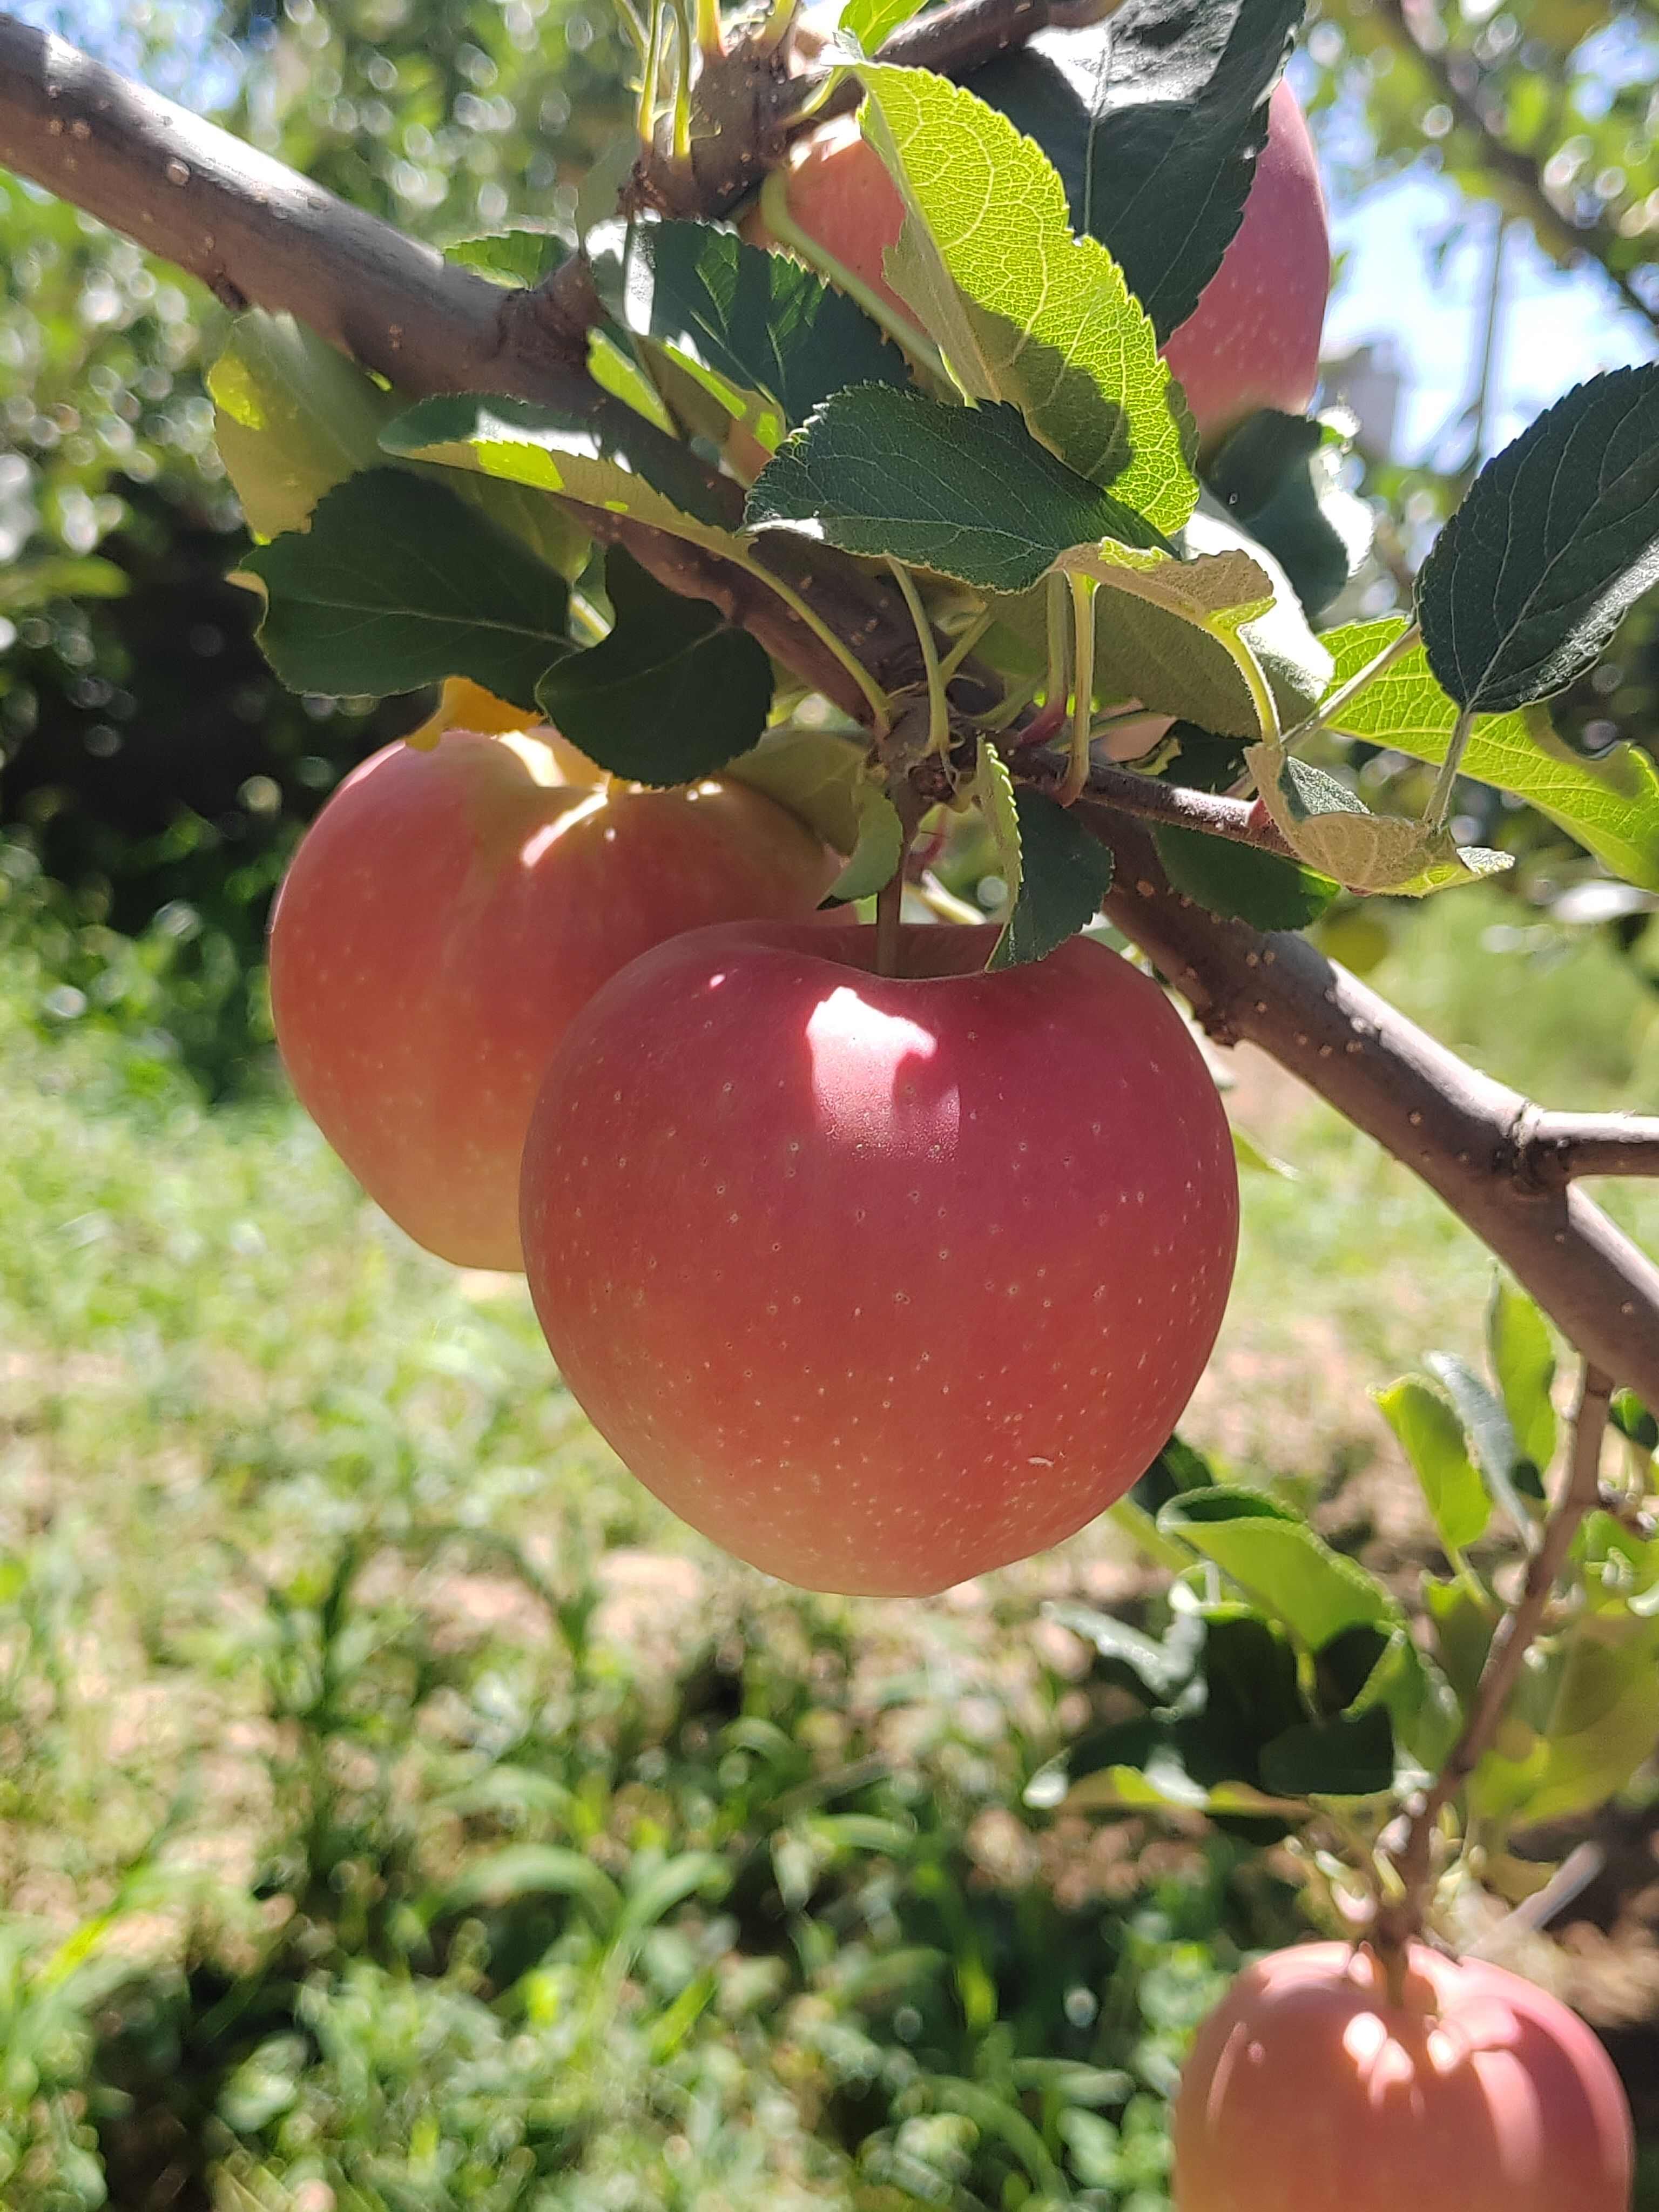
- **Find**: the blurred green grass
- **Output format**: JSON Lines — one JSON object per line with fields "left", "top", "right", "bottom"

{"left": 1, "top": 882, "right": 1655, "bottom": 2209}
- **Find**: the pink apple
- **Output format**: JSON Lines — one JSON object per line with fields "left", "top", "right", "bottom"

{"left": 1171, "top": 1940, "right": 1635, "bottom": 2212}
{"left": 519, "top": 919, "right": 1238, "bottom": 1595}
{"left": 269, "top": 728, "right": 839, "bottom": 1271}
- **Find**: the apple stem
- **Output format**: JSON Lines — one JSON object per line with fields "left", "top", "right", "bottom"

{"left": 875, "top": 864, "right": 904, "bottom": 977}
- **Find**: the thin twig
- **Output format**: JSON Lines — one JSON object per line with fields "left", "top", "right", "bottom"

{"left": 1384, "top": 1361, "right": 1614, "bottom": 1934}
{"left": 1512, "top": 1108, "right": 1659, "bottom": 1186}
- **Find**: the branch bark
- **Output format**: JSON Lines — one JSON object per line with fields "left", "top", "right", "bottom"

{"left": 3, "top": 12, "right": 1657, "bottom": 1398}
{"left": 1511, "top": 1109, "right": 1659, "bottom": 1186}
{"left": 1099, "top": 820, "right": 1659, "bottom": 1404}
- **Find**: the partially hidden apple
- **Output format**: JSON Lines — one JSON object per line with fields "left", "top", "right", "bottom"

{"left": 745, "top": 79, "right": 1328, "bottom": 450}
{"left": 1171, "top": 1939, "right": 1635, "bottom": 2212}
{"left": 269, "top": 726, "right": 839, "bottom": 1272}
{"left": 519, "top": 920, "right": 1238, "bottom": 1596}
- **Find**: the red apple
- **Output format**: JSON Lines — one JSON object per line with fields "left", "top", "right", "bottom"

{"left": 269, "top": 728, "right": 839, "bottom": 1272}
{"left": 519, "top": 920, "right": 1238, "bottom": 1595}
{"left": 745, "top": 81, "right": 1328, "bottom": 450}
{"left": 1171, "top": 1940, "right": 1635, "bottom": 2212}
{"left": 1161, "top": 80, "right": 1330, "bottom": 451}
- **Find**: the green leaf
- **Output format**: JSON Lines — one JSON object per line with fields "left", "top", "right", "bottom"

{"left": 1506, "top": 1615, "right": 1659, "bottom": 1826}
{"left": 988, "top": 789, "right": 1115, "bottom": 967}
{"left": 241, "top": 468, "right": 574, "bottom": 706}
{"left": 383, "top": 392, "right": 746, "bottom": 554}
{"left": 535, "top": 548, "right": 772, "bottom": 784}
{"left": 210, "top": 309, "right": 397, "bottom": 541}
{"left": 1424, "top": 1350, "right": 1540, "bottom": 1540}
{"left": 444, "top": 226, "right": 568, "bottom": 287}
{"left": 746, "top": 388, "right": 1166, "bottom": 591}
{"left": 631, "top": 220, "right": 908, "bottom": 430}
{"left": 1042, "top": 1600, "right": 1201, "bottom": 1701}
{"left": 966, "top": 0, "right": 1305, "bottom": 338}
{"left": 1319, "top": 618, "right": 1659, "bottom": 893}
{"left": 1487, "top": 1279, "right": 1559, "bottom": 1474}
{"left": 827, "top": 777, "right": 906, "bottom": 899}
{"left": 1245, "top": 742, "right": 1514, "bottom": 895}
{"left": 1206, "top": 410, "right": 1370, "bottom": 621}
{"left": 1153, "top": 824, "right": 1338, "bottom": 930}
{"left": 1373, "top": 1377, "right": 1492, "bottom": 1555}
{"left": 1611, "top": 1389, "right": 1658, "bottom": 1452}
{"left": 841, "top": 0, "right": 922, "bottom": 50}
{"left": 1258, "top": 1704, "right": 1395, "bottom": 1799}
{"left": 1422, "top": 1573, "right": 1497, "bottom": 1709}
{"left": 857, "top": 63, "right": 1196, "bottom": 531}
{"left": 989, "top": 500, "right": 1328, "bottom": 741}
{"left": 721, "top": 724, "right": 867, "bottom": 852}
{"left": 1159, "top": 1487, "right": 1399, "bottom": 1649}
{"left": 1417, "top": 366, "right": 1659, "bottom": 713}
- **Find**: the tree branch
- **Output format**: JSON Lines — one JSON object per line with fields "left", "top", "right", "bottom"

{"left": 4, "top": 15, "right": 1657, "bottom": 1399}
{"left": 1371, "top": 0, "right": 1659, "bottom": 338}
{"left": 1510, "top": 1109, "right": 1659, "bottom": 1187}
{"left": 0, "top": 12, "right": 918, "bottom": 723}
{"left": 1097, "top": 820, "right": 1659, "bottom": 1403}
{"left": 1383, "top": 1360, "right": 1613, "bottom": 1938}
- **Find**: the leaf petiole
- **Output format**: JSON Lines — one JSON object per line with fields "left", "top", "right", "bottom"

{"left": 1282, "top": 618, "right": 1422, "bottom": 750}
{"left": 888, "top": 559, "right": 947, "bottom": 755}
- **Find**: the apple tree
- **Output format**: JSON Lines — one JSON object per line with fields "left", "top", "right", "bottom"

{"left": 3, "top": 0, "right": 1658, "bottom": 2200}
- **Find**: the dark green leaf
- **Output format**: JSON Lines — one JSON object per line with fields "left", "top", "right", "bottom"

{"left": 1205, "top": 409, "right": 1368, "bottom": 619}
{"left": 746, "top": 389, "right": 1166, "bottom": 591}
{"left": 444, "top": 227, "right": 568, "bottom": 287}
{"left": 1611, "top": 1389, "right": 1658, "bottom": 1451}
{"left": 991, "top": 791, "right": 1116, "bottom": 968}
{"left": 1131, "top": 1432, "right": 1220, "bottom": 1516}
{"left": 535, "top": 548, "right": 772, "bottom": 784}
{"left": 1153, "top": 822, "right": 1339, "bottom": 929}
{"left": 241, "top": 468, "right": 574, "bottom": 706}
{"left": 967, "top": 0, "right": 1304, "bottom": 338}
{"left": 1258, "top": 1704, "right": 1395, "bottom": 1799}
{"left": 632, "top": 221, "right": 908, "bottom": 429}
{"left": 1417, "top": 365, "right": 1659, "bottom": 713}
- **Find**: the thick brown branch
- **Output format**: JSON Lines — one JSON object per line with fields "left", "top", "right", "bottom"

{"left": 1510, "top": 1109, "right": 1659, "bottom": 1187}
{"left": 1372, "top": 0, "right": 1658, "bottom": 338}
{"left": 1384, "top": 1361, "right": 1613, "bottom": 1938}
{"left": 1097, "top": 819, "right": 1659, "bottom": 1403}
{"left": 0, "top": 12, "right": 916, "bottom": 722}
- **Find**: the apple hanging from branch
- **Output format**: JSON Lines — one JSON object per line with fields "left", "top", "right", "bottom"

{"left": 269, "top": 723, "right": 839, "bottom": 1272}
{"left": 1171, "top": 1939, "right": 1635, "bottom": 2212}
{"left": 518, "top": 918, "right": 1239, "bottom": 1596}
